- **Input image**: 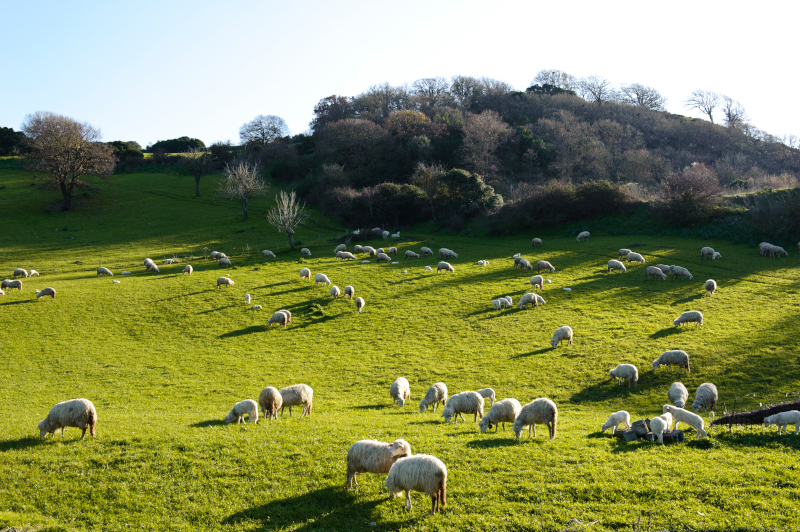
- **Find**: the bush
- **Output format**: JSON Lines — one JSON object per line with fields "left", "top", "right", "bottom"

{"left": 652, "top": 163, "right": 722, "bottom": 226}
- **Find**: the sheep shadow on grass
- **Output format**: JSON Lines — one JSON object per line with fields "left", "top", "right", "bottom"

{"left": 0, "top": 299, "right": 36, "bottom": 306}
{"left": 189, "top": 419, "right": 227, "bottom": 428}
{"left": 671, "top": 294, "right": 704, "bottom": 305}
{"left": 648, "top": 327, "right": 686, "bottom": 339}
{"left": 0, "top": 436, "right": 45, "bottom": 451}
{"left": 219, "top": 325, "right": 265, "bottom": 339}
{"left": 466, "top": 436, "right": 518, "bottom": 448}
{"left": 711, "top": 431, "right": 800, "bottom": 449}
{"left": 511, "top": 347, "right": 553, "bottom": 359}
{"left": 196, "top": 304, "right": 238, "bottom": 315}
{"left": 350, "top": 404, "right": 390, "bottom": 411}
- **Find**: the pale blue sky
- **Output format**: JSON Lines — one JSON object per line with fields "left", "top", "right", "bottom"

{"left": 2, "top": 0, "right": 798, "bottom": 147}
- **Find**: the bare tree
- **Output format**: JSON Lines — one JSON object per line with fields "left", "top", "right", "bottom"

{"left": 411, "top": 161, "right": 446, "bottom": 220}
{"left": 184, "top": 148, "right": 213, "bottom": 197}
{"left": 21, "top": 111, "right": 116, "bottom": 211}
{"left": 720, "top": 95, "right": 748, "bottom": 128}
{"left": 532, "top": 69, "right": 578, "bottom": 92}
{"left": 619, "top": 84, "right": 667, "bottom": 111}
{"left": 266, "top": 190, "right": 307, "bottom": 249}
{"left": 578, "top": 75, "right": 615, "bottom": 105}
{"left": 239, "top": 115, "right": 288, "bottom": 146}
{"left": 461, "top": 110, "right": 512, "bottom": 176}
{"left": 685, "top": 90, "right": 720, "bottom": 123}
{"left": 411, "top": 77, "right": 450, "bottom": 108}
{"left": 218, "top": 159, "right": 268, "bottom": 220}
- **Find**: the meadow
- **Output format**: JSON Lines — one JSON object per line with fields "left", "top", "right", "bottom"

{"left": 1, "top": 167, "right": 799, "bottom": 532}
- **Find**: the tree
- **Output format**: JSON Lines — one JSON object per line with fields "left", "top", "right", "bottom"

{"left": 578, "top": 75, "right": 615, "bottom": 105}
{"left": 185, "top": 148, "right": 213, "bottom": 196}
{"left": 107, "top": 141, "right": 143, "bottom": 160}
{"left": 721, "top": 95, "right": 748, "bottom": 128}
{"left": 147, "top": 136, "right": 204, "bottom": 153}
{"left": 310, "top": 95, "right": 354, "bottom": 133}
{"left": 0, "top": 127, "right": 26, "bottom": 155}
{"left": 532, "top": 69, "right": 578, "bottom": 92}
{"left": 217, "top": 159, "right": 268, "bottom": 220}
{"left": 619, "top": 84, "right": 667, "bottom": 111}
{"left": 238, "top": 115, "right": 288, "bottom": 147}
{"left": 411, "top": 161, "right": 447, "bottom": 220}
{"left": 461, "top": 110, "right": 512, "bottom": 176}
{"left": 411, "top": 77, "right": 450, "bottom": 108}
{"left": 266, "top": 190, "right": 307, "bottom": 249}
{"left": 438, "top": 168, "right": 503, "bottom": 216}
{"left": 685, "top": 90, "right": 720, "bottom": 124}
{"left": 21, "top": 111, "right": 116, "bottom": 211}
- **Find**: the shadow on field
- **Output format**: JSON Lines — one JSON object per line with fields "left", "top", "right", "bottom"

{"left": 466, "top": 436, "right": 518, "bottom": 448}
{"left": 197, "top": 304, "right": 238, "bottom": 314}
{"left": 0, "top": 436, "right": 44, "bottom": 451}
{"left": 0, "top": 299, "right": 36, "bottom": 306}
{"left": 648, "top": 327, "right": 686, "bottom": 339}
{"left": 511, "top": 347, "right": 552, "bottom": 358}
{"left": 351, "top": 404, "right": 388, "bottom": 411}
{"left": 672, "top": 294, "right": 704, "bottom": 305}
{"left": 257, "top": 285, "right": 313, "bottom": 297}
{"left": 408, "top": 419, "right": 442, "bottom": 426}
{"left": 712, "top": 431, "right": 800, "bottom": 449}
{"left": 189, "top": 419, "right": 227, "bottom": 428}
{"left": 570, "top": 381, "right": 643, "bottom": 403}
{"left": 219, "top": 325, "right": 265, "bottom": 338}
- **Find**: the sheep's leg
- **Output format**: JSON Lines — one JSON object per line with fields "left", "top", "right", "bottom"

{"left": 80, "top": 427, "right": 87, "bottom": 440}
{"left": 459, "top": 413, "right": 465, "bottom": 423}
{"left": 405, "top": 491, "right": 412, "bottom": 510}
{"left": 61, "top": 427, "right": 65, "bottom": 438}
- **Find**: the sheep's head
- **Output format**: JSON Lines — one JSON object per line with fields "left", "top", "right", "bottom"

{"left": 441, "top": 407, "right": 454, "bottom": 423}
{"left": 389, "top": 439, "right": 411, "bottom": 457}
{"left": 652, "top": 362, "right": 660, "bottom": 370}
{"left": 764, "top": 417, "right": 773, "bottom": 428}
{"left": 662, "top": 404, "right": 673, "bottom": 415}
{"left": 38, "top": 419, "right": 47, "bottom": 437}
{"left": 514, "top": 428, "right": 523, "bottom": 440}
{"left": 419, "top": 402, "right": 428, "bottom": 413}
{"left": 478, "top": 418, "right": 491, "bottom": 433}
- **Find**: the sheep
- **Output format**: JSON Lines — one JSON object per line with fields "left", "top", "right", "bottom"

{"left": 441, "top": 391, "right": 484, "bottom": 423}
{"left": 299, "top": 268, "right": 311, "bottom": 280}
{"left": 385, "top": 454, "right": 447, "bottom": 515}
{"left": 477, "top": 388, "right": 496, "bottom": 406}
{"left": 217, "top": 277, "right": 234, "bottom": 289}
{"left": 419, "top": 382, "right": 448, "bottom": 413}
{"left": 258, "top": 386, "right": 282, "bottom": 421}
{"left": 550, "top": 325, "right": 573, "bottom": 348}
{"left": 268, "top": 311, "right": 289, "bottom": 328}
{"left": 164, "top": 258, "right": 178, "bottom": 265}
{"left": 29, "top": 270, "right": 39, "bottom": 276}
{"left": 671, "top": 266, "right": 693, "bottom": 280}
{"left": 705, "top": 279, "right": 717, "bottom": 296}
{"left": 607, "top": 259, "right": 627, "bottom": 273}
{"left": 391, "top": 232, "right": 400, "bottom": 238}
{"left": 477, "top": 260, "right": 489, "bottom": 266}
{"left": 692, "top": 383, "right": 718, "bottom": 414}
{"left": 668, "top": 382, "right": 689, "bottom": 408}
{"left": 532, "top": 238, "right": 542, "bottom": 247}
{"left": 654, "top": 264, "right": 673, "bottom": 274}
{"left": 479, "top": 398, "right": 522, "bottom": 433}
{"left": 645, "top": 266, "right": 667, "bottom": 280}
{"left": 376, "top": 252, "right": 391, "bottom": 263}
{"left": 218, "top": 253, "right": 229, "bottom": 260}
{"left": 1, "top": 279, "right": 22, "bottom": 291}
{"left": 96, "top": 267, "right": 113, "bottom": 277}
{"left": 244, "top": 294, "right": 252, "bottom": 305}
{"left": 209, "top": 251, "right": 222, "bottom": 260}
{"left": 652, "top": 350, "right": 690, "bottom": 374}
{"left": 278, "top": 309, "right": 292, "bottom": 324}
{"left": 387, "top": 247, "right": 398, "bottom": 256}
{"left": 35, "top": 287, "right": 56, "bottom": 300}
{"left": 537, "top": 260, "right": 555, "bottom": 273}
{"left": 13, "top": 268, "right": 28, "bottom": 278}
{"left": 673, "top": 310, "right": 703, "bottom": 328}
{"left": 491, "top": 299, "right": 502, "bottom": 310}
{"left": 262, "top": 250, "right": 276, "bottom": 258}
{"left": 354, "top": 244, "right": 363, "bottom": 254}
{"left": 347, "top": 439, "right": 412, "bottom": 488}
{"left": 420, "top": 247, "right": 433, "bottom": 257}
{"left": 609, "top": 364, "right": 638, "bottom": 388}
{"left": 512, "top": 398, "right": 558, "bottom": 440}
{"left": 711, "top": 251, "right": 721, "bottom": 260}
{"left": 0, "top": 289, "right": 4, "bottom": 295}
{"left": 576, "top": 231, "right": 590, "bottom": 242}
{"left": 334, "top": 244, "right": 347, "bottom": 253}
{"left": 626, "top": 252, "right": 645, "bottom": 264}
{"left": 301, "top": 248, "right": 311, "bottom": 257}
{"left": 439, "top": 248, "right": 458, "bottom": 259}
{"left": 251, "top": 305, "right": 262, "bottom": 310}
{"left": 529, "top": 275, "right": 544, "bottom": 290}
{"left": 405, "top": 250, "right": 420, "bottom": 259}
{"left": 424, "top": 266, "right": 433, "bottom": 272}
{"left": 219, "top": 257, "right": 231, "bottom": 267}
{"left": 182, "top": 265, "right": 193, "bottom": 275}
{"left": 771, "top": 246, "right": 789, "bottom": 257}
{"left": 376, "top": 248, "right": 385, "bottom": 254}
{"left": 391, "top": 377, "right": 411, "bottom": 406}
{"left": 343, "top": 285, "right": 355, "bottom": 299}
{"left": 600, "top": 411, "right": 631, "bottom": 434}
{"left": 382, "top": 230, "right": 390, "bottom": 240}
{"left": 649, "top": 413, "right": 673, "bottom": 444}
{"left": 330, "top": 285, "right": 341, "bottom": 299}
{"left": 224, "top": 399, "right": 259, "bottom": 424}
{"left": 362, "top": 246, "right": 375, "bottom": 256}
{"left": 618, "top": 248, "right": 631, "bottom": 260}
{"left": 518, "top": 292, "right": 540, "bottom": 309}
{"left": 355, "top": 297, "right": 366, "bottom": 313}
{"left": 700, "top": 246, "right": 715, "bottom": 259}
{"left": 662, "top": 405, "right": 707, "bottom": 438}
{"left": 437, "top": 261, "right": 454, "bottom": 273}
{"left": 280, "top": 383, "right": 313, "bottom": 416}
{"left": 342, "top": 251, "right": 357, "bottom": 260}
{"left": 518, "top": 258, "right": 533, "bottom": 271}
{"left": 38, "top": 398, "right": 97, "bottom": 440}
{"left": 764, "top": 411, "right": 800, "bottom": 435}
{"left": 144, "top": 258, "right": 159, "bottom": 273}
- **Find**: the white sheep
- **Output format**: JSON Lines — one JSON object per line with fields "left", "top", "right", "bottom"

{"left": 280, "top": 384, "right": 313, "bottom": 416}
{"left": 35, "top": 287, "right": 57, "bottom": 300}
{"left": 576, "top": 231, "right": 590, "bottom": 242}
{"left": 764, "top": 411, "right": 800, "bottom": 435}
{"left": 376, "top": 252, "right": 391, "bottom": 263}
{"left": 268, "top": 310, "right": 289, "bottom": 328}
{"left": 645, "top": 266, "right": 667, "bottom": 280}
{"left": 38, "top": 398, "right": 97, "bottom": 440}
{"left": 258, "top": 386, "right": 282, "bottom": 420}
{"left": 1, "top": 279, "right": 22, "bottom": 291}
{"left": 550, "top": 325, "right": 573, "bottom": 348}
{"left": 654, "top": 264, "right": 673, "bottom": 274}
{"left": 649, "top": 412, "right": 673, "bottom": 444}
{"left": 209, "top": 251, "right": 221, "bottom": 260}
{"left": 512, "top": 253, "right": 521, "bottom": 259}
{"left": 262, "top": 250, "right": 276, "bottom": 258}
{"left": 501, "top": 296, "right": 512, "bottom": 308}
{"left": 671, "top": 266, "right": 693, "bottom": 280}
{"left": 387, "top": 247, "right": 398, "bottom": 255}
{"left": 242, "top": 294, "right": 251, "bottom": 306}
{"left": 673, "top": 310, "right": 703, "bottom": 328}
{"left": 668, "top": 382, "right": 689, "bottom": 408}
{"left": 537, "top": 260, "right": 555, "bottom": 273}
{"left": 618, "top": 248, "right": 631, "bottom": 259}
{"left": 330, "top": 285, "right": 341, "bottom": 299}
{"left": 96, "top": 267, "right": 113, "bottom": 277}
{"left": 609, "top": 364, "right": 638, "bottom": 388}
{"left": 355, "top": 297, "right": 366, "bottom": 313}
{"left": 347, "top": 439, "right": 412, "bottom": 488}
{"left": 182, "top": 265, "right": 193, "bottom": 275}
{"left": 420, "top": 247, "right": 433, "bottom": 257}
{"left": 164, "top": 258, "right": 177, "bottom": 265}
{"left": 529, "top": 275, "right": 544, "bottom": 290}
{"left": 300, "top": 248, "right": 311, "bottom": 257}
{"left": 376, "top": 248, "right": 385, "bottom": 254}
{"left": 362, "top": 246, "right": 375, "bottom": 256}
{"left": 354, "top": 245, "right": 363, "bottom": 254}
{"left": 477, "top": 388, "right": 496, "bottom": 406}
{"left": 391, "top": 377, "right": 411, "bottom": 406}
{"left": 652, "top": 350, "right": 690, "bottom": 374}
{"left": 384, "top": 454, "right": 447, "bottom": 515}
{"left": 491, "top": 299, "right": 502, "bottom": 310}
{"left": 405, "top": 250, "right": 420, "bottom": 259}
{"left": 299, "top": 268, "right": 311, "bottom": 280}
{"left": 382, "top": 230, "right": 390, "bottom": 240}
{"left": 278, "top": 309, "right": 292, "bottom": 324}
{"left": 532, "top": 238, "right": 542, "bottom": 247}
{"left": 441, "top": 391, "right": 484, "bottom": 423}
{"left": 692, "top": 383, "right": 718, "bottom": 414}
{"left": 700, "top": 246, "right": 715, "bottom": 260}
{"left": 144, "top": 258, "right": 159, "bottom": 273}
{"left": 626, "top": 252, "right": 645, "bottom": 264}
{"left": 341, "top": 251, "right": 357, "bottom": 261}
{"left": 424, "top": 266, "right": 433, "bottom": 272}
{"left": 251, "top": 305, "right": 262, "bottom": 310}
{"left": 712, "top": 251, "right": 721, "bottom": 260}
{"left": 517, "top": 258, "right": 533, "bottom": 271}
{"left": 705, "top": 279, "right": 717, "bottom": 296}
{"left": 219, "top": 257, "right": 231, "bottom": 267}
{"left": 224, "top": 399, "right": 258, "bottom": 424}
{"left": 437, "top": 261, "right": 454, "bottom": 273}
{"left": 29, "top": 270, "right": 39, "bottom": 276}
{"left": 518, "top": 292, "right": 542, "bottom": 309}
{"left": 600, "top": 411, "right": 631, "bottom": 434}
{"left": 662, "top": 405, "right": 707, "bottom": 438}
{"left": 512, "top": 398, "right": 558, "bottom": 440}
{"left": 334, "top": 244, "right": 347, "bottom": 253}
{"left": 217, "top": 277, "right": 234, "bottom": 289}
{"left": 13, "top": 268, "right": 28, "bottom": 278}
{"left": 477, "top": 260, "right": 489, "bottom": 266}
{"left": 391, "top": 232, "right": 400, "bottom": 238}
{"left": 607, "top": 259, "right": 627, "bottom": 273}
{"left": 479, "top": 398, "right": 522, "bottom": 433}
{"left": 419, "top": 382, "right": 448, "bottom": 413}
{"left": 343, "top": 285, "right": 355, "bottom": 299}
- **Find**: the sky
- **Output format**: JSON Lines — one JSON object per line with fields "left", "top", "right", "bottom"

{"left": 2, "top": 0, "right": 798, "bottom": 148}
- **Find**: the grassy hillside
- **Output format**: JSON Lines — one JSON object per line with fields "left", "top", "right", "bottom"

{"left": 1, "top": 169, "right": 799, "bottom": 532}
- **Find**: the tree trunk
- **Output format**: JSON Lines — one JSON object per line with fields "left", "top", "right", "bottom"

{"left": 242, "top": 199, "right": 248, "bottom": 220}
{"left": 195, "top": 176, "right": 201, "bottom": 197}
{"left": 287, "top": 230, "right": 295, "bottom": 249}
{"left": 60, "top": 181, "right": 74, "bottom": 211}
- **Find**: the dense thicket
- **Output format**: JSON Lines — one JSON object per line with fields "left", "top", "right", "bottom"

{"left": 146, "top": 136, "right": 205, "bottom": 153}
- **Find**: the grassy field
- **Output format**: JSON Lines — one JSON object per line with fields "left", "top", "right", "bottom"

{"left": 1, "top": 168, "right": 800, "bottom": 532}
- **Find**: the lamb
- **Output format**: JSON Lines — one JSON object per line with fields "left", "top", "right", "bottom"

{"left": 343, "top": 285, "right": 355, "bottom": 299}
{"left": 626, "top": 252, "right": 645, "bottom": 264}
{"left": 607, "top": 260, "right": 627, "bottom": 273}
{"left": 343, "top": 251, "right": 357, "bottom": 260}
{"left": 96, "top": 267, "right": 113, "bottom": 277}
{"left": 609, "top": 363, "right": 638, "bottom": 388}
{"left": 13, "top": 268, "right": 28, "bottom": 278}
{"left": 391, "top": 232, "right": 400, "bottom": 238}
{"left": 700, "top": 246, "right": 715, "bottom": 259}
{"left": 600, "top": 411, "right": 631, "bottom": 434}
{"left": 576, "top": 231, "right": 590, "bottom": 242}
{"left": 382, "top": 230, "right": 390, "bottom": 240}
{"left": 35, "top": 287, "right": 56, "bottom": 300}
{"left": 354, "top": 245, "right": 363, "bottom": 254}
{"left": 424, "top": 266, "right": 433, "bottom": 272}
{"left": 437, "top": 261, "right": 454, "bottom": 273}
{"left": 29, "top": 270, "right": 39, "bottom": 276}
{"left": 219, "top": 257, "right": 231, "bottom": 267}
{"left": 355, "top": 297, "right": 366, "bottom": 313}
{"left": 251, "top": 305, "right": 262, "bottom": 310}
{"left": 420, "top": 247, "right": 433, "bottom": 257}
{"left": 245, "top": 294, "right": 251, "bottom": 305}
{"left": 217, "top": 277, "right": 234, "bottom": 289}
{"left": 347, "top": 439, "right": 412, "bottom": 488}
{"left": 268, "top": 310, "right": 289, "bottom": 328}
{"left": 618, "top": 248, "right": 631, "bottom": 260}
{"left": 299, "top": 268, "right": 311, "bottom": 280}
{"left": 301, "top": 248, "right": 312, "bottom": 257}
{"left": 652, "top": 350, "right": 690, "bottom": 374}
{"left": 668, "top": 382, "right": 689, "bottom": 408}
{"left": 491, "top": 299, "right": 502, "bottom": 310}
{"left": 441, "top": 391, "right": 484, "bottom": 423}
{"left": 673, "top": 310, "right": 703, "bottom": 328}
{"left": 662, "top": 405, "right": 707, "bottom": 438}
{"left": 144, "top": 258, "right": 159, "bottom": 273}
{"left": 645, "top": 266, "right": 667, "bottom": 280}
{"left": 387, "top": 247, "right": 398, "bottom": 256}
{"left": 500, "top": 296, "right": 512, "bottom": 308}
{"left": 550, "top": 325, "right": 573, "bottom": 348}
{"left": 1, "top": 279, "right": 22, "bottom": 291}
{"left": 479, "top": 398, "right": 522, "bottom": 433}
{"left": 390, "top": 377, "right": 411, "bottom": 406}
{"left": 477, "top": 260, "right": 489, "bottom": 266}
{"left": 517, "top": 258, "right": 533, "bottom": 271}
{"left": 384, "top": 454, "right": 447, "bottom": 515}
{"left": 330, "top": 285, "right": 341, "bottom": 299}
{"left": 258, "top": 386, "right": 283, "bottom": 420}
{"left": 405, "top": 250, "right": 420, "bottom": 259}
{"left": 529, "top": 275, "right": 544, "bottom": 290}
{"left": 705, "top": 279, "right": 717, "bottom": 296}
{"left": 692, "top": 383, "right": 718, "bottom": 414}
{"left": 280, "top": 383, "right": 313, "bottom": 416}
{"left": 182, "top": 265, "right": 193, "bottom": 275}
{"left": 531, "top": 238, "right": 542, "bottom": 247}
{"left": 771, "top": 245, "right": 789, "bottom": 257}
{"left": 334, "top": 244, "right": 347, "bottom": 253}
{"left": 537, "top": 260, "right": 555, "bottom": 273}
{"left": 512, "top": 398, "right": 558, "bottom": 440}
{"left": 419, "top": 382, "right": 448, "bottom": 413}
{"left": 712, "top": 251, "right": 721, "bottom": 260}
{"left": 262, "top": 250, "right": 276, "bottom": 258}
{"left": 224, "top": 399, "right": 258, "bottom": 424}
{"left": 164, "top": 258, "right": 178, "bottom": 265}
{"left": 376, "top": 252, "right": 391, "bottom": 263}
{"left": 764, "top": 410, "right": 800, "bottom": 435}
{"left": 671, "top": 266, "right": 693, "bottom": 280}
{"left": 654, "top": 264, "right": 673, "bottom": 274}
{"left": 477, "top": 388, "right": 496, "bottom": 406}
{"left": 38, "top": 398, "right": 97, "bottom": 440}
{"left": 649, "top": 412, "right": 673, "bottom": 444}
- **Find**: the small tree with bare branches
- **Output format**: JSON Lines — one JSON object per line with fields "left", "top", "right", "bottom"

{"left": 185, "top": 148, "right": 213, "bottom": 197}
{"left": 218, "top": 159, "right": 268, "bottom": 220}
{"left": 266, "top": 190, "right": 307, "bottom": 249}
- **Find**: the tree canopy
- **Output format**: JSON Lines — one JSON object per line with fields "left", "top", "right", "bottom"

{"left": 146, "top": 136, "right": 205, "bottom": 153}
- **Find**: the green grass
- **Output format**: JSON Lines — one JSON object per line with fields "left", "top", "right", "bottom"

{"left": 1, "top": 168, "right": 800, "bottom": 531}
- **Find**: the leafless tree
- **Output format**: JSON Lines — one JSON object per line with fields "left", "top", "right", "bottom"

{"left": 619, "top": 84, "right": 667, "bottom": 111}
{"left": 266, "top": 190, "right": 307, "bottom": 249}
{"left": 184, "top": 148, "right": 213, "bottom": 196}
{"left": 532, "top": 69, "right": 578, "bottom": 92}
{"left": 238, "top": 115, "right": 288, "bottom": 146}
{"left": 411, "top": 77, "right": 450, "bottom": 108}
{"left": 21, "top": 111, "right": 116, "bottom": 211}
{"left": 462, "top": 110, "right": 512, "bottom": 176}
{"left": 720, "top": 95, "right": 748, "bottom": 128}
{"left": 411, "top": 161, "right": 446, "bottom": 220}
{"left": 450, "top": 75, "right": 485, "bottom": 109}
{"left": 685, "top": 90, "right": 720, "bottom": 124}
{"left": 578, "top": 75, "right": 615, "bottom": 105}
{"left": 218, "top": 159, "right": 268, "bottom": 220}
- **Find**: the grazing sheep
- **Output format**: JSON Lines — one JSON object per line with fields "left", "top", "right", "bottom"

{"left": 330, "top": 285, "right": 341, "bottom": 299}
{"left": 387, "top": 247, "right": 398, "bottom": 256}
{"left": 0, "top": 289, "right": 4, "bottom": 295}
{"left": 771, "top": 245, "right": 788, "bottom": 257}
{"left": 437, "top": 261, "right": 454, "bottom": 273}
{"left": 343, "top": 285, "right": 355, "bottom": 299}
{"left": 219, "top": 257, "right": 231, "bottom": 267}
{"left": 652, "top": 350, "right": 690, "bottom": 374}
{"left": 347, "top": 439, "right": 412, "bottom": 488}
{"left": 334, "top": 244, "right": 347, "bottom": 253}
{"left": 537, "top": 260, "right": 555, "bottom": 273}
{"left": 700, "top": 246, "right": 715, "bottom": 259}
{"left": 224, "top": 399, "right": 258, "bottom": 424}
{"left": 376, "top": 252, "right": 391, "bottom": 263}
{"left": 662, "top": 405, "right": 707, "bottom": 438}
{"left": 262, "top": 250, "right": 276, "bottom": 258}
{"left": 668, "top": 382, "right": 689, "bottom": 408}
{"left": 405, "top": 250, "right": 419, "bottom": 259}
{"left": 182, "top": 265, "right": 193, "bottom": 275}
{"left": 692, "top": 383, "right": 718, "bottom": 414}
{"left": 764, "top": 411, "right": 800, "bottom": 435}
{"left": 1, "top": 279, "right": 22, "bottom": 291}
{"left": 355, "top": 297, "right": 366, "bottom": 313}
{"left": 354, "top": 245, "right": 363, "bottom": 254}
{"left": 299, "top": 268, "right": 311, "bottom": 280}
{"left": 512, "top": 398, "right": 558, "bottom": 440}
{"left": 268, "top": 311, "right": 289, "bottom": 328}
{"left": 705, "top": 279, "right": 717, "bottom": 296}
{"left": 609, "top": 364, "right": 638, "bottom": 388}
{"left": 491, "top": 299, "right": 502, "bottom": 310}
{"left": 649, "top": 413, "right": 673, "bottom": 444}
{"left": 391, "top": 232, "right": 400, "bottom": 238}
{"left": 391, "top": 377, "right": 411, "bottom": 407}
{"left": 341, "top": 251, "right": 357, "bottom": 261}
{"left": 29, "top": 270, "right": 40, "bottom": 276}
{"left": 209, "top": 251, "right": 221, "bottom": 260}
{"left": 419, "top": 382, "right": 448, "bottom": 413}
{"left": 477, "top": 388, "right": 496, "bottom": 406}
{"left": 607, "top": 260, "right": 627, "bottom": 273}
{"left": 477, "top": 260, "right": 489, "bottom": 266}
{"left": 518, "top": 292, "right": 539, "bottom": 309}
{"left": 424, "top": 266, "right": 433, "bottom": 272}
{"left": 217, "top": 277, "right": 234, "bottom": 289}
{"left": 277, "top": 309, "right": 292, "bottom": 324}
{"left": 671, "top": 266, "right": 693, "bottom": 280}
{"left": 164, "top": 258, "right": 178, "bottom": 265}
{"left": 626, "top": 252, "right": 645, "bottom": 264}
{"left": 144, "top": 259, "right": 159, "bottom": 273}
{"left": 35, "top": 287, "right": 56, "bottom": 300}
{"left": 420, "top": 247, "right": 433, "bottom": 257}
{"left": 442, "top": 391, "right": 485, "bottom": 423}
{"left": 531, "top": 238, "right": 542, "bottom": 247}
{"left": 39, "top": 398, "right": 97, "bottom": 440}
{"left": 13, "top": 268, "right": 28, "bottom": 278}
{"left": 97, "top": 267, "right": 113, "bottom": 277}
{"left": 377, "top": 248, "right": 385, "bottom": 254}
{"left": 385, "top": 454, "right": 447, "bottom": 515}
{"left": 646, "top": 266, "right": 667, "bottom": 280}
{"left": 600, "top": 411, "right": 631, "bottom": 434}
{"left": 280, "top": 384, "right": 313, "bottom": 416}
{"left": 479, "top": 398, "right": 522, "bottom": 433}
{"left": 550, "top": 325, "right": 573, "bottom": 348}
{"left": 244, "top": 294, "right": 251, "bottom": 305}
{"left": 618, "top": 248, "right": 631, "bottom": 260}
{"left": 361, "top": 246, "right": 375, "bottom": 256}
{"left": 576, "top": 231, "right": 590, "bottom": 242}
{"left": 653, "top": 264, "right": 672, "bottom": 275}
{"left": 251, "top": 305, "right": 262, "bottom": 310}
{"left": 529, "top": 275, "right": 544, "bottom": 290}
{"left": 500, "top": 296, "right": 512, "bottom": 308}
{"left": 382, "top": 230, "right": 390, "bottom": 240}
{"left": 673, "top": 310, "right": 703, "bottom": 328}
{"left": 301, "top": 248, "right": 311, "bottom": 257}
{"left": 518, "top": 258, "right": 534, "bottom": 271}
{"left": 258, "top": 386, "right": 282, "bottom": 420}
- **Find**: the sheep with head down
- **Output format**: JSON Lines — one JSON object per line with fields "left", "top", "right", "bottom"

{"left": 355, "top": 297, "right": 366, "bottom": 313}
{"left": 330, "top": 285, "right": 341, "bottom": 299}
{"left": 646, "top": 266, "right": 666, "bottom": 280}
{"left": 405, "top": 250, "right": 420, "bottom": 259}
{"left": 601, "top": 411, "right": 631, "bottom": 434}
{"left": 182, "top": 265, "right": 193, "bottom": 275}
{"left": 224, "top": 399, "right": 258, "bottom": 424}
{"left": 262, "top": 250, "right": 276, "bottom": 258}
{"left": 334, "top": 244, "right": 347, "bottom": 253}
{"left": 39, "top": 398, "right": 97, "bottom": 440}
{"left": 420, "top": 247, "right": 433, "bottom": 257}
{"left": 618, "top": 249, "right": 631, "bottom": 260}
{"left": 343, "top": 285, "right": 355, "bottom": 299}
{"left": 626, "top": 252, "right": 645, "bottom": 265}
{"left": 513, "top": 398, "right": 558, "bottom": 440}
{"left": 268, "top": 310, "right": 289, "bottom": 328}
{"left": 347, "top": 438, "right": 412, "bottom": 488}
{"left": 668, "top": 382, "right": 689, "bottom": 408}
{"left": 671, "top": 266, "right": 693, "bottom": 280}
{"left": 705, "top": 279, "right": 717, "bottom": 296}
{"left": 437, "top": 261, "right": 454, "bottom": 273}
{"left": 35, "top": 287, "right": 56, "bottom": 300}
{"left": 663, "top": 405, "right": 707, "bottom": 438}
{"left": 609, "top": 363, "right": 638, "bottom": 388}
{"left": 674, "top": 310, "right": 703, "bottom": 327}
{"left": 299, "top": 268, "right": 311, "bottom": 280}
{"left": 384, "top": 454, "right": 447, "bottom": 515}
{"left": 529, "top": 275, "right": 544, "bottom": 290}
{"left": 550, "top": 326, "right": 573, "bottom": 348}
{"left": 607, "top": 260, "right": 626, "bottom": 273}
{"left": 576, "top": 231, "right": 590, "bottom": 242}
{"left": 13, "top": 268, "right": 28, "bottom": 278}
{"left": 97, "top": 267, "right": 113, "bottom": 277}
{"left": 1, "top": 279, "right": 22, "bottom": 291}
{"left": 537, "top": 260, "right": 555, "bottom": 273}
{"left": 479, "top": 398, "right": 521, "bottom": 433}
{"left": 692, "top": 383, "right": 718, "bottom": 414}
{"left": 652, "top": 350, "right": 690, "bottom": 374}
{"left": 441, "top": 391, "right": 484, "bottom": 423}
{"left": 217, "top": 277, "right": 234, "bottom": 289}
{"left": 531, "top": 238, "right": 542, "bottom": 247}
{"left": 300, "top": 248, "right": 312, "bottom": 257}
{"left": 219, "top": 257, "right": 231, "bottom": 267}
{"left": 390, "top": 377, "right": 411, "bottom": 406}
{"left": 649, "top": 412, "right": 673, "bottom": 444}
{"left": 419, "top": 382, "right": 447, "bottom": 413}
{"left": 258, "top": 386, "right": 282, "bottom": 420}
